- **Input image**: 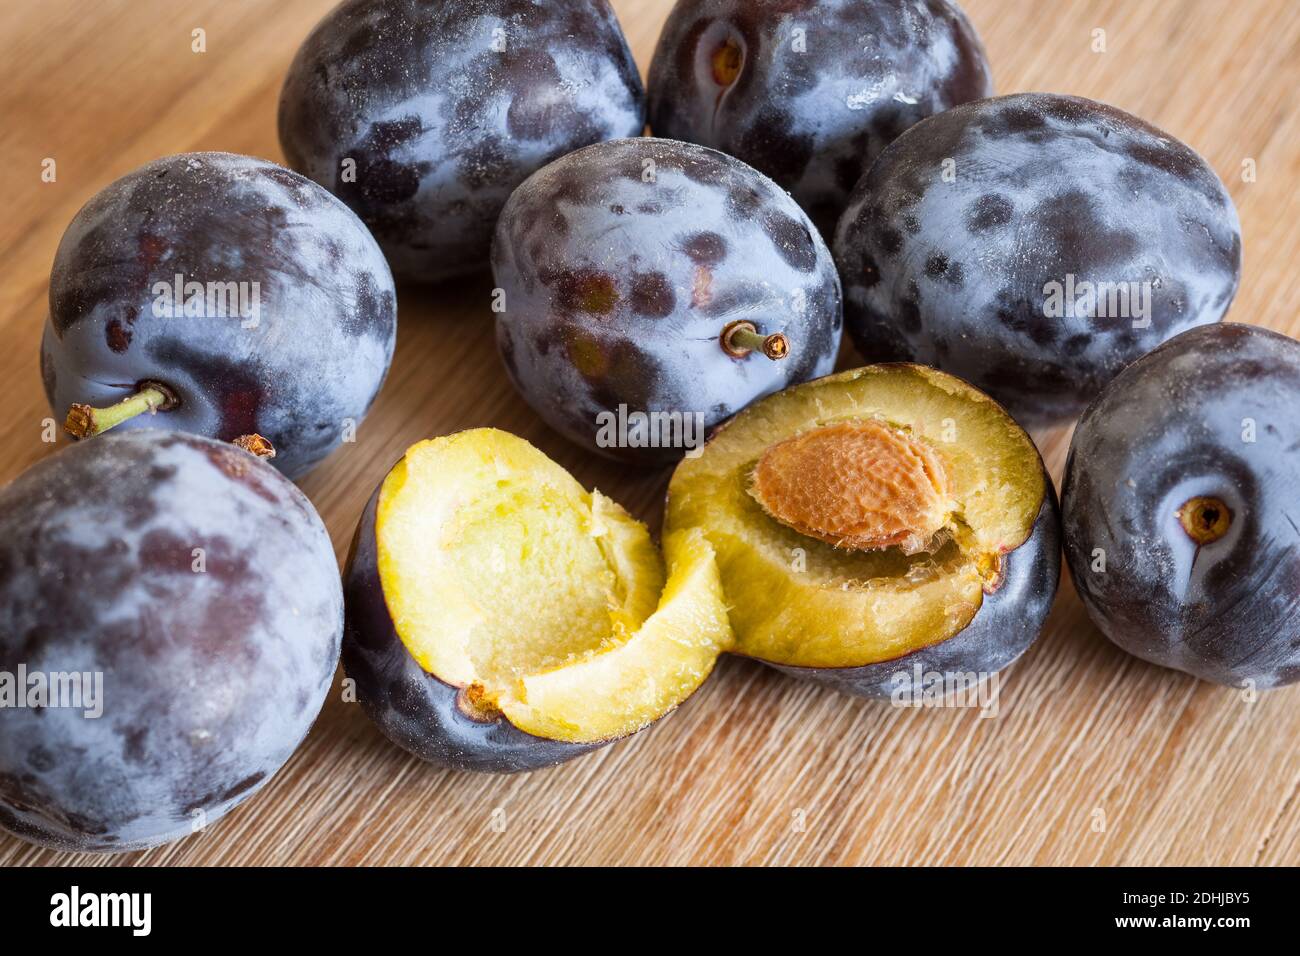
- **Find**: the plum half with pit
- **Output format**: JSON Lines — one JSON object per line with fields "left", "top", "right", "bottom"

{"left": 647, "top": 0, "right": 993, "bottom": 237}
{"left": 492, "top": 137, "right": 842, "bottom": 465}
{"left": 343, "top": 429, "right": 733, "bottom": 773}
{"left": 0, "top": 431, "right": 343, "bottom": 852}
{"left": 665, "top": 364, "right": 1060, "bottom": 698}
{"left": 278, "top": 0, "right": 646, "bottom": 283}
{"left": 42, "top": 152, "right": 397, "bottom": 480}
{"left": 834, "top": 93, "right": 1243, "bottom": 426}
{"left": 1062, "top": 323, "right": 1300, "bottom": 689}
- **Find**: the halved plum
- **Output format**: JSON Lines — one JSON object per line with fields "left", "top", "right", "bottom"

{"left": 664, "top": 365, "right": 1060, "bottom": 698}
{"left": 342, "top": 429, "right": 732, "bottom": 772}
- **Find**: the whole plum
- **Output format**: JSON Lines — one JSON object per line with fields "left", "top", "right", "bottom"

{"left": 835, "top": 93, "right": 1242, "bottom": 425}
{"left": 1062, "top": 323, "right": 1300, "bottom": 690}
{"left": 648, "top": 0, "right": 992, "bottom": 236}
{"left": 278, "top": 0, "right": 646, "bottom": 283}
{"left": 0, "top": 431, "right": 343, "bottom": 851}
{"left": 43, "top": 152, "right": 397, "bottom": 480}
{"left": 491, "top": 137, "right": 843, "bottom": 465}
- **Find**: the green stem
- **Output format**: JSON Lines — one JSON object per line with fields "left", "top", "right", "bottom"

{"left": 65, "top": 385, "right": 173, "bottom": 439}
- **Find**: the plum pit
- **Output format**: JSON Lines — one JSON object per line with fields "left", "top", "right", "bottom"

{"left": 750, "top": 420, "right": 952, "bottom": 555}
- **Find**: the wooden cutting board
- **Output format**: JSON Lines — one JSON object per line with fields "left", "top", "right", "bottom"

{"left": 1, "top": 0, "right": 1296, "bottom": 866}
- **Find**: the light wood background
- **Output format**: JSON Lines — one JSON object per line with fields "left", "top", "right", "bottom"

{"left": 0, "top": 0, "right": 1296, "bottom": 867}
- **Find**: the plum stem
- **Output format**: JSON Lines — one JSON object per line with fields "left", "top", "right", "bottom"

{"left": 65, "top": 383, "right": 177, "bottom": 439}
{"left": 722, "top": 321, "right": 789, "bottom": 361}
{"left": 232, "top": 434, "right": 276, "bottom": 460}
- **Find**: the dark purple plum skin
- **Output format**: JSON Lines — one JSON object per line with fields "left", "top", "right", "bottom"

{"left": 0, "top": 431, "right": 343, "bottom": 852}
{"left": 772, "top": 471, "right": 1060, "bottom": 699}
{"left": 278, "top": 0, "right": 646, "bottom": 283}
{"left": 342, "top": 489, "right": 597, "bottom": 773}
{"left": 647, "top": 0, "right": 992, "bottom": 237}
{"left": 42, "top": 152, "right": 397, "bottom": 481}
{"left": 492, "top": 137, "right": 843, "bottom": 465}
{"left": 1062, "top": 323, "right": 1300, "bottom": 689}
{"left": 834, "top": 93, "right": 1243, "bottom": 426}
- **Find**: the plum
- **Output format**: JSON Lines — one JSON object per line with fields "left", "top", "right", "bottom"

{"left": 834, "top": 93, "right": 1243, "bottom": 426}
{"left": 492, "top": 137, "right": 843, "bottom": 465}
{"left": 278, "top": 0, "right": 646, "bottom": 283}
{"left": 647, "top": 0, "right": 992, "bottom": 236}
{"left": 343, "top": 429, "right": 732, "bottom": 772}
{"left": 1062, "top": 323, "right": 1300, "bottom": 689}
{"left": 42, "top": 152, "right": 397, "bottom": 481}
{"left": 665, "top": 364, "right": 1060, "bottom": 699}
{"left": 0, "top": 431, "right": 343, "bottom": 851}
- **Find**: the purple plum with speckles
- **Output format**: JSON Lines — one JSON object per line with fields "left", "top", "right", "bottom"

{"left": 492, "top": 137, "right": 843, "bottom": 464}
{"left": 0, "top": 431, "right": 343, "bottom": 852}
{"left": 42, "top": 152, "right": 396, "bottom": 481}
{"left": 835, "top": 93, "right": 1243, "bottom": 426}
{"left": 1062, "top": 324, "right": 1300, "bottom": 690}
{"left": 648, "top": 0, "right": 992, "bottom": 237}
{"left": 278, "top": 0, "right": 646, "bottom": 283}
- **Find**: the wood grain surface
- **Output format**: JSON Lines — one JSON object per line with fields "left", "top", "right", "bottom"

{"left": 0, "top": 0, "right": 1297, "bottom": 867}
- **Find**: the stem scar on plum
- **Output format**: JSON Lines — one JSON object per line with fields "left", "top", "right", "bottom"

{"left": 1178, "top": 496, "right": 1232, "bottom": 546}
{"left": 722, "top": 320, "right": 789, "bottom": 361}
{"left": 711, "top": 37, "right": 743, "bottom": 87}
{"left": 456, "top": 682, "right": 502, "bottom": 723}
{"left": 64, "top": 380, "right": 180, "bottom": 439}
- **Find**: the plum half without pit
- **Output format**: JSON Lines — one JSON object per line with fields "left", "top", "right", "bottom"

{"left": 665, "top": 365, "right": 1061, "bottom": 698}
{"left": 1063, "top": 323, "right": 1300, "bottom": 690}
{"left": 42, "top": 152, "right": 397, "bottom": 480}
{"left": 0, "top": 431, "right": 343, "bottom": 852}
{"left": 342, "top": 429, "right": 733, "bottom": 773}
{"left": 492, "top": 137, "right": 843, "bottom": 465}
